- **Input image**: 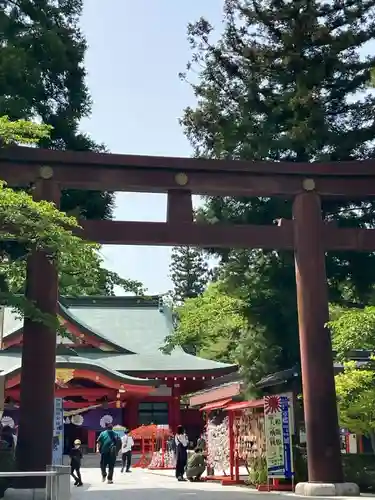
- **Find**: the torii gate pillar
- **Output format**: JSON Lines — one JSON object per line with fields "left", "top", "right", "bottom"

{"left": 293, "top": 191, "right": 358, "bottom": 496}
{"left": 16, "top": 180, "right": 59, "bottom": 486}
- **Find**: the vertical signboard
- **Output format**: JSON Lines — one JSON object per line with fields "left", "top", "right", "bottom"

{"left": 0, "top": 373, "right": 5, "bottom": 421}
{"left": 264, "top": 394, "right": 294, "bottom": 479}
{"left": 52, "top": 398, "right": 64, "bottom": 466}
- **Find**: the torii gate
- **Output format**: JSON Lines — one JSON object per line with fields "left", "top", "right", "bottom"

{"left": 1, "top": 147, "right": 374, "bottom": 494}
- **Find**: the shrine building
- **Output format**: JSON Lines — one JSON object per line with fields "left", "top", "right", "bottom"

{"left": 0, "top": 295, "right": 236, "bottom": 451}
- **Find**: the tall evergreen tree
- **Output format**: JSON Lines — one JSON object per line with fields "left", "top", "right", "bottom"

{"left": 180, "top": 0, "right": 375, "bottom": 384}
{"left": 170, "top": 246, "right": 209, "bottom": 304}
{"left": 0, "top": 0, "right": 113, "bottom": 219}
{"left": 0, "top": 0, "right": 141, "bottom": 295}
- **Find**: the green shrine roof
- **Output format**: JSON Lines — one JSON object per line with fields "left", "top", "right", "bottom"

{"left": 0, "top": 296, "right": 237, "bottom": 376}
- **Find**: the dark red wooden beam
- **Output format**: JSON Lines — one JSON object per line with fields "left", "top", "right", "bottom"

{"left": 78, "top": 219, "right": 375, "bottom": 251}
{"left": 7, "top": 388, "right": 115, "bottom": 399}
{"left": 63, "top": 401, "right": 100, "bottom": 409}
{"left": 1, "top": 145, "right": 375, "bottom": 176}
{"left": 1, "top": 149, "right": 375, "bottom": 198}
{"left": 0, "top": 161, "right": 374, "bottom": 197}
{"left": 79, "top": 220, "right": 295, "bottom": 249}
{"left": 167, "top": 190, "right": 193, "bottom": 223}
{"left": 324, "top": 227, "right": 375, "bottom": 251}
{"left": 56, "top": 388, "right": 115, "bottom": 398}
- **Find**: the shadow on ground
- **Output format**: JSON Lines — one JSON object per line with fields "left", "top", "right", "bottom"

{"left": 64, "top": 453, "right": 137, "bottom": 469}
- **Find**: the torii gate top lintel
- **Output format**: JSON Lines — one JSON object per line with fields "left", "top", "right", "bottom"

{"left": 0, "top": 145, "right": 374, "bottom": 198}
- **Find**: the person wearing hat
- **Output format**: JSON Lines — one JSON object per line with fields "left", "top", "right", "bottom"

{"left": 69, "top": 439, "right": 83, "bottom": 487}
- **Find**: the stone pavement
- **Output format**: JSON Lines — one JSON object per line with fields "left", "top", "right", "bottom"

{"left": 70, "top": 467, "right": 367, "bottom": 500}
{"left": 71, "top": 467, "right": 259, "bottom": 500}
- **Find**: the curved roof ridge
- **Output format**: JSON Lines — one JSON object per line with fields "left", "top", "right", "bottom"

{"left": 60, "top": 295, "right": 161, "bottom": 308}
{"left": 59, "top": 303, "right": 135, "bottom": 354}
{"left": 1, "top": 303, "right": 136, "bottom": 354}
{"left": 55, "top": 355, "right": 155, "bottom": 385}
{"left": 172, "top": 350, "right": 238, "bottom": 368}
{"left": 1, "top": 357, "right": 157, "bottom": 387}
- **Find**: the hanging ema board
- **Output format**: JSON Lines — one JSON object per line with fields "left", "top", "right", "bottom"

{"left": 264, "top": 394, "right": 294, "bottom": 479}
{"left": 52, "top": 398, "right": 64, "bottom": 466}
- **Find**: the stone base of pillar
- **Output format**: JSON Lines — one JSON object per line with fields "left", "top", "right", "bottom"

{"left": 4, "top": 488, "right": 44, "bottom": 499}
{"left": 295, "top": 482, "right": 360, "bottom": 496}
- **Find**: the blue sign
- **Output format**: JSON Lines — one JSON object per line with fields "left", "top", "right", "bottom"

{"left": 52, "top": 398, "right": 64, "bottom": 466}
{"left": 265, "top": 394, "right": 294, "bottom": 479}
{"left": 280, "top": 395, "right": 293, "bottom": 479}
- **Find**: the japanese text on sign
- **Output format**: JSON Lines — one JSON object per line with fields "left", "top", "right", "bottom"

{"left": 264, "top": 395, "right": 294, "bottom": 479}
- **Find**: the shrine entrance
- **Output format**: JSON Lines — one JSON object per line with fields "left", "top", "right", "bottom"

{"left": 1, "top": 147, "right": 375, "bottom": 490}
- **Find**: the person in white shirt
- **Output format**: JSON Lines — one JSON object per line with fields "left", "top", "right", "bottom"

{"left": 175, "top": 425, "right": 188, "bottom": 481}
{"left": 120, "top": 429, "right": 134, "bottom": 473}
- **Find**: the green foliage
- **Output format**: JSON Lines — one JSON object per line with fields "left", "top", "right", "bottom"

{"left": 335, "top": 361, "right": 375, "bottom": 450}
{"left": 370, "top": 67, "right": 375, "bottom": 88}
{"left": 247, "top": 456, "right": 267, "bottom": 486}
{"left": 0, "top": 449, "right": 15, "bottom": 498}
{"left": 180, "top": 0, "right": 375, "bottom": 384}
{"left": 0, "top": 116, "right": 144, "bottom": 298}
{"left": 0, "top": 0, "right": 114, "bottom": 220}
{"left": 169, "top": 246, "right": 209, "bottom": 304}
{"left": 342, "top": 454, "right": 375, "bottom": 492}
{"left": 0, "top": 116, "right": 52, "bottom": 145}
{"left": 329, "top": 303, "right": 348, "bottom": 322}
{"left": 218, "top": 249, "right": 299, "bottom": 384}
{"left": 329, "top": 307, "right": 375, "bottom": 360}
{"left": 297, "top": 451, "right": 375, "bottom": 492}
{"left": 0, "top": 180, "right": 126, "bottom": 324}
{"left": 162, "top": 282, "right": 246, "bottom": 361}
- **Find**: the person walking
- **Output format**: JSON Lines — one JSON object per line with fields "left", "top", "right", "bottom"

{"left": 175, "top": 425, "right": 188, "bottom": 482}
{"left": 96, "top": 423, "right": 121, "bottom": 484}
{"left": 69, "top": 439, "right": 83, "bottom": 487}
{"left": 120, "top": 428, "right": 134, "bottom": 473}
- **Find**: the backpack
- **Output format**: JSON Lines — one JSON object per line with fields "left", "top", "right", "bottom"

{"left": 108, "top": 431, "right": 121, "bottom": 458}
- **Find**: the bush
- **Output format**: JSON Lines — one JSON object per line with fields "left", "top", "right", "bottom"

{"left": 295, "top": 450, "right": 375, "bottom": 492}
{"left": 342, "top": 454, "right": 375, "bottom": 492}
{"left": 293, "top": 446, "right": 308, "bottom": 483}
{"left": 0, "top": 447, "right": 15, "bottom": 498}
{"left": 247, "top": 456, "right": 268, "bottom": 486}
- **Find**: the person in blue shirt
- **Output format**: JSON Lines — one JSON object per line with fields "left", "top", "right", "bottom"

{"left": 96, "top": 423, "right": 121, "bottom": 484}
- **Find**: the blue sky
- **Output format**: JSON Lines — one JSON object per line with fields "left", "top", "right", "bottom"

{"left": 80, "top": 0, "right": 223, "bottom": 295}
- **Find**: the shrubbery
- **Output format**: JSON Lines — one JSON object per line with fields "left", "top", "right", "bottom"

{"left": 297, "top": 450, "right": 375, "bottom": 492}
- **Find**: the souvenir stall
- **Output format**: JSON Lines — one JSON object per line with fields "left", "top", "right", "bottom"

{"left": 226, "top": 400, "right": 265, "bottom": 485}
{"left": 205, "top": 412, "right": 230, "bottom": 478}
{"left": 200, "top": 399, "right": 265, "bottom": 485}
{"left": 148, "top": 425, "right": 175, "bottom": 470}
{"left": 131, "top": 424, "right": 174, "bottom": 469}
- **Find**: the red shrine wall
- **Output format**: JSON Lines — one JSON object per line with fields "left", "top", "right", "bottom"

{"left": 123, "top": 398, "right": 204, "bottom": 437}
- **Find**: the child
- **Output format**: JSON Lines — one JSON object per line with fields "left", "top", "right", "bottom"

{"left": 70, "top": 439, "right": 83, "bottom": 487}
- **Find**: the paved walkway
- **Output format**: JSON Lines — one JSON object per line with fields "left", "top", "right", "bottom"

{"left": 70, "top": 468, "right": 366, "bottom": 500}
{"left": 71, "top": 467, "right": 261, "bottom": 500}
